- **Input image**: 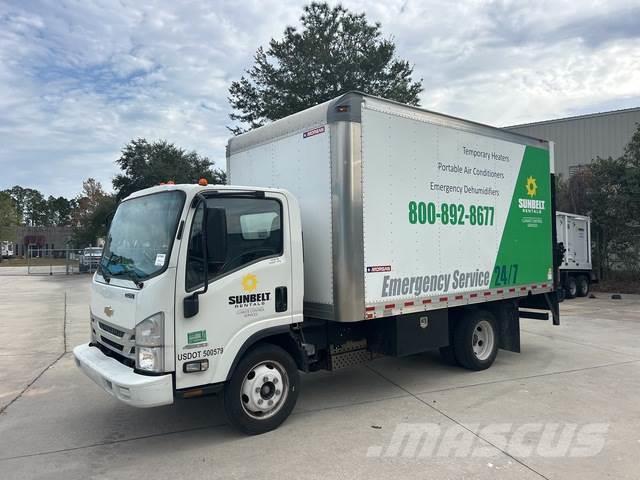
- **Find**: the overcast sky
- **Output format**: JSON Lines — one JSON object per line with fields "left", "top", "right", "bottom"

{"left": 1, "top": 0, "right": 639, "bottom": 198}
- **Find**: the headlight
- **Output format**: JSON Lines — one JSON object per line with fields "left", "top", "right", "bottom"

{"left": 135, "top": 313, "right": 165, "bottom": 372}
{"left": 135, "top": 312, "right": 164, "bottom": 347}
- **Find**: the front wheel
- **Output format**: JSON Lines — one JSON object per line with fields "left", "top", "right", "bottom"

{"left": 453, "top": 310, "right": 499, "bottom": 371}
{"left": 224, "top": 343, "right": 299, "bottom": 435}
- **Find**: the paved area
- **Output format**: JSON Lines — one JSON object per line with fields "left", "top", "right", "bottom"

{"left": 0, "top": 274, "right": 639, "bottom": 479}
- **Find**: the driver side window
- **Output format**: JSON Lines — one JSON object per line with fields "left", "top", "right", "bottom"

{"left": 185, "top": 197, "right": 283, "bottom": 291}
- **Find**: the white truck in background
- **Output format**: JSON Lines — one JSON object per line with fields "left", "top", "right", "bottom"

{"left": 73, "top": 93, "right": 560, "bottom": 435}
{"left": 1, "top": 241, "right": 15, "bottom": 259}
{"left": 556, "top": 211, "right": 596, "bottom": 298}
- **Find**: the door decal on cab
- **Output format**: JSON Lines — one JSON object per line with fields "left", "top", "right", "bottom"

{"left": 228, "top": 273, "right": 272, "bottom": 318}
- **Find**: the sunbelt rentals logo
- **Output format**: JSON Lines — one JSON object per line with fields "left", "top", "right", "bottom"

{"left": 518, "top": 175, "right": 545, "bottom": 213}
{"left": 228, "top": 273, "right": 271, "bottom": 307}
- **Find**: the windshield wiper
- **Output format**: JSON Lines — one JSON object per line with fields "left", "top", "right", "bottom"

{"left": 111, "top": 270, "right": 144, "bottom": 289}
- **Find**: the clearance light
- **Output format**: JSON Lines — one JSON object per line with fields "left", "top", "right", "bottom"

{"left": 198, "top": 178, "right": 208, "bottom": 186}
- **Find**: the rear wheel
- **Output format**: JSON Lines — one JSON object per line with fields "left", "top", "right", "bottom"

{"left": 576, "top": 275, "right": 590, "bottom": 297}
{"left": 224, "top": 343, "right": 299, "bottom": 435}
{"left": 453, "top": 310, "right": 499, "bottom": 370}
{"left": 565, "top": 276, "right": 577, "bottom": 299}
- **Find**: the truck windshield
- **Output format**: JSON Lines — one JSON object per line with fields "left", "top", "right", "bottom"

{"left": 101, "top": 191, "right": 185, "bottom": 281}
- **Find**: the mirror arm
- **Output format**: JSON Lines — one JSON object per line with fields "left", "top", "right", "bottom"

{"left": 190, "top": 192, "right": 210, "bottom": 294}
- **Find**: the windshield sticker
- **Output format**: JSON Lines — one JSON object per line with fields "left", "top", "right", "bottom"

{"left": 187, "top": 330, "right": 207, "bottom": 345}
{"left": 155, "top": 254, "right": 166, "bottom": 266}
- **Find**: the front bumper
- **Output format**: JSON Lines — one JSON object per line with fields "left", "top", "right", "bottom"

{"left": 73, "top": 343, "right": 174, "bottom": 408}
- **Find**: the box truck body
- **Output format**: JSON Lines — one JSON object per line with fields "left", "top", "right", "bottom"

{"left": 228, "top": 93, "right": 556, "bottom": 321}
{"left": 556, "top": 211, "right": 595, "bottom": 297}
{"left": 74, "top": 93, "right": 560, "bottom": 435}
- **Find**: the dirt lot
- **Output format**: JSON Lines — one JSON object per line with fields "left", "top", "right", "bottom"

{"left": 0, "top": 274, "right": 639, "bottom": 479}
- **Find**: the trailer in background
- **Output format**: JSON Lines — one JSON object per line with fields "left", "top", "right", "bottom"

{"left": 1, "top": 241, "right": 15, "bottom": 259}
{"left": 556, "top": 211, "right": 596, "bottom": 298}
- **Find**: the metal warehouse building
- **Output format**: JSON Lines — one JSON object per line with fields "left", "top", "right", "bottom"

{"left": 505, "top": 107, "right": 640, "bottom": 178}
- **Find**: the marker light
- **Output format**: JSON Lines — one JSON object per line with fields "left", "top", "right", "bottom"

{"left": 198, "top": 178, "right": 208, "bottom": 186}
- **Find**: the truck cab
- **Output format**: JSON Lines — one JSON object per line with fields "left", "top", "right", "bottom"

{"left": 74, "top": 183, "right": 304, "bottom": 433}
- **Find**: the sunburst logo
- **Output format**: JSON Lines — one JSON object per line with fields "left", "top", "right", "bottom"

{"left": 241, "top": 274, "right": 258, "bottom": 292}
{"left": 525, "top": 176, "right": 538, "bottom": 197}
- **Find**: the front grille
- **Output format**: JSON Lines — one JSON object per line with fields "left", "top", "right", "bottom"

{"left": 99, "top": 322, "right": 124, "bottom": 338}
{"left": 94, "top": 341, "right": 135, "bottom": 369}
{"left": 100, "top": 335, "right": 124, "bottom": 351}
{"left": 91, "top": 316, "right": 136, "bottom": 362}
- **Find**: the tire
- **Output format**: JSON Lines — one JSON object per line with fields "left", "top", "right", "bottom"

{"left": 224, "top": 343, "right": 299, "bottom": 435}
{"left": 565, "top": 276, "right": 577, "bottom": 299}
{"left": 576, "top": 275, "right": 589, "bottom": 297}
{"left": 453, "top": 310, "right": 499, "bottom": 371}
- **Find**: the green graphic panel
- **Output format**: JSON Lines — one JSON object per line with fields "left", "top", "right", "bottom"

{"left": 491, "top": 146, "right": 553, "bottom": 288}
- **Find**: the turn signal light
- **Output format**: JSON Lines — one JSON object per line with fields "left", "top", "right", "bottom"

{"left": 198, "top": 178, "right": 208, "bottom": 186}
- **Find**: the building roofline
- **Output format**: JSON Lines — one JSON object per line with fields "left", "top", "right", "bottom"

{"left": 505, "top": 106, "right": 640, "bottom": 129}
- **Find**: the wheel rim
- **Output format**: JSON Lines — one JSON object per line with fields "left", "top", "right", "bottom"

{"left": 472, "top": 320, "right": 495, "bottom": 361}
{"left": 569, "top": 282, "right": 577, "bottom": 296}
{"left": 240, "top": 360, "right": 289, "bottom": 420}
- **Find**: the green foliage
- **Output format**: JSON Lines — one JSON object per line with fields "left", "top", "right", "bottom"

{"left": 2, "top": 186, "right": 75, "bottom": 227}
{"left": 71, "top": 178, "right": 116, "bottom": 248}
{"left": 0, "top": 191, "right": 18, "bottom": 241}
{"left": 228, "top": 2, "right": 423, "bottom": 134}
{"left": 112, "top": 138, "right": 226, "bottom": 200}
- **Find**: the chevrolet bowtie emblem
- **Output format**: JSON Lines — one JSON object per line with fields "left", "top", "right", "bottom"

{"left": 104, "top": 306, "right": 114, "bottom": 317}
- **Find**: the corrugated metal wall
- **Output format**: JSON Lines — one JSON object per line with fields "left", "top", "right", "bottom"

{"left": 505, "top": 108, "right": 640, "bottom": 178}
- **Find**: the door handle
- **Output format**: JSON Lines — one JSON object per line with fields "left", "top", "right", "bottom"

{"left": 275, "top": 286, "right": 288, "bottom": 312}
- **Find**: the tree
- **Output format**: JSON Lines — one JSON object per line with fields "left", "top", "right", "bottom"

{"left": 72, "top": 178, "right": 116, "bottom": 247}
{"left": 112, "top": 138, "right": 226, "bottom": 200}
{"left": 46, "top": 196, "right": 74, "bottom": 226}
{"left": 0, "top": 191, "right": 18, "bottom": 242}
{"left": 228, "top": 2, "right": 423, "bottom": 134}
{"left": 4, "top": 186, "right": 49, "bottom": 226}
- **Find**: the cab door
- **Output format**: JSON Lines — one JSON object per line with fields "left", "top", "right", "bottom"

{"left": 174, "top": 192, "right": 293, "bottom": 389}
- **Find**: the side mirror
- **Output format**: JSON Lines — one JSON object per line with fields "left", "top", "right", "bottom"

{"left": 183, "top": 294, "right": 199, "bottom": 318}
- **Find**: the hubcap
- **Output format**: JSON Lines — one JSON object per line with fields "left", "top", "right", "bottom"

{"left": 472, "top": 320, "right": 495, "bottom": 361}
{"left": 240, "top": 361, "right": 288, "bottom": 420}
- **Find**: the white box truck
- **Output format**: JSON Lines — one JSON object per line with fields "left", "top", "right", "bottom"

{"left": 556, "top": 211, "right": 595, "bottom": 298}
{"left": 73, "top": 93, "right": 560, "bottom": 434}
